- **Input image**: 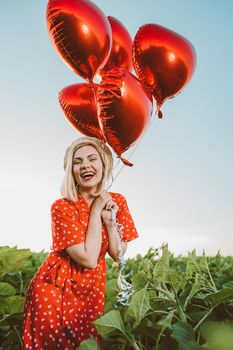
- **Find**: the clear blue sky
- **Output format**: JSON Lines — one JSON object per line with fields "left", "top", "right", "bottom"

{"left": 1, "top": 1, "right": 233, "bottom": 256}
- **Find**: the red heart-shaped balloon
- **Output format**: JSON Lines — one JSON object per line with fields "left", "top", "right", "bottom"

{"left": 46, "top": 0, "right": 112, "bottom": 82}
{"left": 97, "top": 68, "right": 153, "bottom": 166}
{"left": 59, "top": 83, "right": 104, "bottom": 140}
{"left": 133, "top": 24, "right": 196, "bottom": 117}
{"left": 98, "top": 16, "right": 133, "bottom": 78}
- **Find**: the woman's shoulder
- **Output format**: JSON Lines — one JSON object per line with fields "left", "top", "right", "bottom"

{"left": 109, "top": 192, "right": 127, "bottom": 204}
{"left": 50, "top": 197, "right": 76, "bottom": 212}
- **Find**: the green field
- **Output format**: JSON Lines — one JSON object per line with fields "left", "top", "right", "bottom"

{"left": 0, "top": 244, "right": 233, "bottom": 350}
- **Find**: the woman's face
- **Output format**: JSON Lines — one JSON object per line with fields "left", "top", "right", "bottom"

{"left": 73, "top": 145, "right": 104, "bottom": 192}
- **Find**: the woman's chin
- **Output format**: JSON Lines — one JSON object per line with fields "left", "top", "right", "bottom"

{"left": 79, "top": 181, "right": 101, "bottom": 192}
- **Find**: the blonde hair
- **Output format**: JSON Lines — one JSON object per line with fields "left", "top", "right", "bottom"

{"left": 61, "top": 136, "right": 113, "bottom": 202}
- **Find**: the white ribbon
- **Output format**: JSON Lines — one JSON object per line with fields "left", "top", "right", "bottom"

{"left": 111, "top": 208, "right": 134, "bottom": 307}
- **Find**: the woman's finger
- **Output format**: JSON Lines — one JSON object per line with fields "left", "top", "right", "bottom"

{"left": 104, "top": 193, "right": 112, "bottom": 203}
{"left": 105, "top": 199, "right": 113, "bottom": 210}
{"left": 106, "top": 200, "right": 118, "bottom": 211}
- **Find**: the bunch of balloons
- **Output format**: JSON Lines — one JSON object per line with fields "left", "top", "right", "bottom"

{"left": 46, "top": 0, "right": 196, "bottom": 166}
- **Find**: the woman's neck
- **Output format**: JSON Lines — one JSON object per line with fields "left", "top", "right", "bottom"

{"left": 78, "top": 188, "right": 96, "bottom": 206}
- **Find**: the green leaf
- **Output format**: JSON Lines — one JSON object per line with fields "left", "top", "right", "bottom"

{"left": 179, "top": 341, "right": 205, "bottom": 350}
{"left": 186, "top": 250, "right": 199, "bottom": 276}
{"left": 157, "top": 311, "right": 174, "bottom": 331}
{"left": 188, "top": 311, "right": 207, "bottom": 323}
{"left": 0, "top": 283, "right": 16, "bottom": 296}
{"left": 0, "top": 248, "right": 31, "bottom": 278}
{"left": 204, "top": 288, "right": 233, "bottom": 307}
{"left": 4, "top": 296, "right": 25, "bottom": 314}
{"left": 153, "top": 243, "right": 170, "bottom": 283}
{"left": 184, "top": 275, "right": 202, "bottom": 310}
{"left": 198, "top": 255, "right": 209, "bottom": 273}
{"left": 186, "top": 250, "right": 210, "bottom": 275}
{"left": 223, "top": 282, "right": 233, "bottom": 289}
{"left": 0, "top": 327, "right": 21, "bottom": 350}
{"left": 78, "top": 337, "right": 100, "bottom": 350}
{"left": 169, "top": 272, "right": 180, "bottom": 287}
{"left": 200, "top": 321, "right": 233, "bottom": 350}
{"left": 0, "top": 246, "right": 15, "bottom": 254}
{"left": 106, "top": 279, "right": 119, "bottom": 298}
{"left": 0, "top": 325, "right": 11, "bottom": 331}
{"left": 157, "top": 311, "right": 174, "bottom": 330}
{"left": 0, "top": 312, "right": 23, "bottom": 327}
{"left": 124, "top": 285, "right": 151, "bottom": 328}
{"left": 172, "top": 321, "right": 204, "bottom": 350}
{"left": 93, "top": 310, "right": 127, "bottom": 339}
{"left": 133, "top": 318, "right": 157, "bottom": 340}
{"left": 104, "top": 299, "right": 116, "bottom": 313}
{"left": 131, "top": 271, "right": 148, "bottom": 291}
{"left": 172, "top": 321, "right": 195, "bottom": 343}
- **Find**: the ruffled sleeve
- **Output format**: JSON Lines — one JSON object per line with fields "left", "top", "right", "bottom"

{"left": 116, "top": 194, "right": 139, "bottom": 242}
{"left": 51, "top": 199, "right": 85, "bottom": 252}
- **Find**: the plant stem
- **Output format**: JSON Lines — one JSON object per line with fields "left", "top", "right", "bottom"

{"left": 155, "top": 329, "right": 163, "bottom": 350}
{"left": 132, "top": 338, "right": 141, "bottom": 350}
{"left": 197, "top": 331, "right": 201, "bottom": 344}
{"left": 194, "top": 307, "right": 214, "bottom": 331}
{"left": 19, "top": 271, "right": 24, "bottom": 294}
{"left": 138, "top": 336, "right": 146, "bottom": 350}
{"left": 176, "top": 302, "right": 186, "bottom": 322}
{"left": 125, "top": 333, "right": 141, "bottom": 350}
{"left": 13, "top": 325, "right": 23, "bottom": 350}
{"left": 145, "top": 310, "right": 180, "bottom": 322}
{"left": 170, "top": 281, "right": 186, "bottom": 322}
{"left": 154, "top": 287, "right": 176, "bottom": 305}
{"left": 207, "top": 270, "right": 217, "bottom": 292}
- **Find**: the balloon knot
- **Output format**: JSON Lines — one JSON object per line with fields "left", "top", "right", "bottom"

{"left": 119, "top": 157, "right": 134, "bottom": 167}
{"left": 158, "top": 109, "right": 163, "bottom": 119}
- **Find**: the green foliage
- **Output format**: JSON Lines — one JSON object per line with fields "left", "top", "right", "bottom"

{"left": 124, "top": 285, "right": 151, "bottom": 328}
{"left": 0, "top": 244, "right": 233, "bottom": 350}
{"left": 172, "top": 321, "right": 204, "bottom": 349}
{"left": 77, "top": 337, "right": 100, "bottom": 350}
{"left": 94, "top": 310, "right": 126, "bottom": 338}
{"left": 92, "top": 244, "right": 233, "bottom": 350}
{"left": 200, "top": 321, "right": 233, "bottom": 350}
{"left": 204, "top": 288, "right": 233, "bottom": 307}
{"left": 0, "top": 246, "right": 48, "bottom": 350}
{"left": 0, "top": 246, "right": 31, "bottom": 278}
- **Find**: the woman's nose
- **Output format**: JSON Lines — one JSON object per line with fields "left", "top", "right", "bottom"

{"left": 81, "top": 159, "right": 90, "bottom": 168}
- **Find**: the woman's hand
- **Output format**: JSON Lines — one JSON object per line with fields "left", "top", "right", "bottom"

{"left": 91, "top": 190, "right": 113, "bottom": 215}
{"left": 101, "top": 199, "right": 119, "bottom": 227}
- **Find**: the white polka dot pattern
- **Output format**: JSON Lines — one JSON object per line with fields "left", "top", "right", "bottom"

{"left": 116, "top": 195, "right": 139, "bottom": 242}
{"left": 51, "top": 199, "right": 85, "bottom": 252}
{"left": 22, "top": 192, "right": 139, "bottom": 349}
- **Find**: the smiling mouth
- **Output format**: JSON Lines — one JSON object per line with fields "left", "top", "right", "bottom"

{"left": 81, "top": 172, "right": 95, "bottom": 181}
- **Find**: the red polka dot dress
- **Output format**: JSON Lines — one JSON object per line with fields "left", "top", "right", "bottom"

{"left": 22, "top": 192, "right": 139, "bottom": 349}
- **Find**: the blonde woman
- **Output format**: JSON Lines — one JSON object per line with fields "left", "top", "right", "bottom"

{"left": 22, "top": 136, "right": 139, "bottom": 349}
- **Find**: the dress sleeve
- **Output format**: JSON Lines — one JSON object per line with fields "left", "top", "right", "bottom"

{"left": 116, "top": 194, "right": 139, "bottom": 242}
{"left": 51, "top": 199, "right": 85, "bottom": 252}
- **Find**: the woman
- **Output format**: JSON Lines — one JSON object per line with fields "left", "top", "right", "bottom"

{"left": 22, "top": 136, "right": 139, "bottom": 349}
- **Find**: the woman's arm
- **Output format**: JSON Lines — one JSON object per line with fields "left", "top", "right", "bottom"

{"left": 65, "top": 207, "right": 102, "bottom": 268}
{"left": 65, "top": 191, "right": 112, "bottom": 268}
{"left": 102, "top": 194, "right": 138, "bottom": 261}
{"left": 101, "top": 208, "right": 127, "bottom": 261}
{"left": 107, "top": 221, "right": 127, "bottom": 261}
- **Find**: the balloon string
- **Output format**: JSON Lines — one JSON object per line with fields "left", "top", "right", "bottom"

{"left": 107, "top": 105, "right": 157, "bottom": 190}
{"left": 110, "top": 209, "right": 134, "bottom": 307}
{"left": 107, "top": 107, "right": 157, "bottom": 306}
{"left": 113, "top": 157, "right": 121, "bottom": 171}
